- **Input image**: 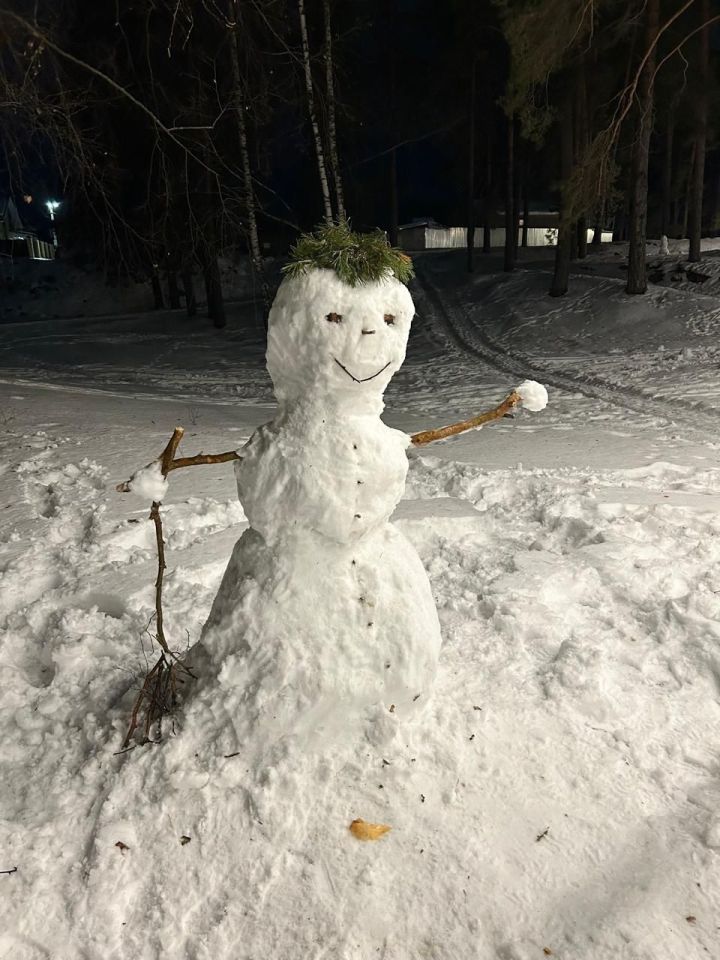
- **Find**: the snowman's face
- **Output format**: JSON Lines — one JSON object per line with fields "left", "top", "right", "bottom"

{"left": 266, "top": 268, "right": 414, "bottom": 403}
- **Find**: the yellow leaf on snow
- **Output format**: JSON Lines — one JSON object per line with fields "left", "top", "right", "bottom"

{"left": 349, "top": 818, "right": 391, "bottom": 841}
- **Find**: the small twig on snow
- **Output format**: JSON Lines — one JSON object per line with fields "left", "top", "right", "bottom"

{"left": 0, "top": 867, "right": 18, "bottom": 875}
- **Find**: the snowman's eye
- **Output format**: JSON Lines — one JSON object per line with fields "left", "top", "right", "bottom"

{"left": 384, "top": 314, "right": 396, "bottom": 326}
{"left": 326, "top": 312, "right": 343, "bottom": 324}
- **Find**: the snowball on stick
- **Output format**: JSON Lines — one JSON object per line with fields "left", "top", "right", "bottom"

{"left": 516, "top": 379, "right": 549, "bottom": 412}
{"left": 126, "top": 459, "right": 170, "bottom": 502}
{"left": 411, "top": 379, "right": 548, "bottom": 446}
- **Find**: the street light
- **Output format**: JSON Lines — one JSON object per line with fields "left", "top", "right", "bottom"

{"left": 46, "top": 199, "right": 61, "bottom": 246}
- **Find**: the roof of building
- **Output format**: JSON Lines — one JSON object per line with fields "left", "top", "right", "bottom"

{"left": 0, "top": 196, "right": 25, "bottom": 231}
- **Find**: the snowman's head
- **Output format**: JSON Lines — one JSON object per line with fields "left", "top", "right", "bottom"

{"left": 266, "top": 266, "right": 414, "bottom": 409}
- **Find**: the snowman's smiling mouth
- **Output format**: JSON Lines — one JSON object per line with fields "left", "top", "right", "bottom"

{"left": 333, "top": 358, "right": 392, "bottom": 383}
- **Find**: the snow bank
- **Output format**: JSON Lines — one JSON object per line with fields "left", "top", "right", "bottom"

{"left": 4, "top": 411, "right": 719, "bottom": 960}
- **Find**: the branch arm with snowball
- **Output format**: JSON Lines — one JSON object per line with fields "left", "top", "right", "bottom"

{"left": 115, "top": 427, "right": 243, "bottom": 748}
{"left": 410, "top": 380, "right": 548, "bottom": 447}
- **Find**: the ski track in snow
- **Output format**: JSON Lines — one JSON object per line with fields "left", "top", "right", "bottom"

{"left": 413, "top": 261, "right": 720, "bottom": 439}
{"left": 2, "top": 257, "right": 720, "bottom": 958}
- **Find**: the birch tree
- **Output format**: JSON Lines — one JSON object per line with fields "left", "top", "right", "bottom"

{"left": 323, "top": 0, "right": 345, "bottom": 220}
{"left": 298, "top": 0, "right": 334, "bottom": 223}
{"left": 625, "top": 0, "right": 659, "bottom": 295}
{"left": 226, "top": 0, "right": 270, "bottom": 313}
{"left": 688, "top": 0, "right": 710, "bottom": 263}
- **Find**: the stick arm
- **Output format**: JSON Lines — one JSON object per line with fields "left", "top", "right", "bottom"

{"left": 410, "top": 390, "right": 522, "bottom": 447}
{"left": 116, "top": 427, "right": 242, "bottom": 492}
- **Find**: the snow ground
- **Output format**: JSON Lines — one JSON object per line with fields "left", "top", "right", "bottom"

{"left": 1, "top": 246, "right": 720, "bottom": 960}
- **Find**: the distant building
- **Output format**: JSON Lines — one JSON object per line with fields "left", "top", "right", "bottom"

{"left": 0, "top": 196, "right": 56, "bottom": 260}
{"left": 399, "top": 215, "right": 612, "bottom": 250}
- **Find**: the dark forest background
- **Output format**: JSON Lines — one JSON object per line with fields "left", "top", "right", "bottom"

{"left": 1, "top": 0, "right": 719, "bottom": 323}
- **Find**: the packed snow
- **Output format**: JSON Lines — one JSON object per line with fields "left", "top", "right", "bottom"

{"left": 1, "top": 245, "right": 719, "bottom": 960}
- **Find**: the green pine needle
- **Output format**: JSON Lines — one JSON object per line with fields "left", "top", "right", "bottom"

{"left": 282, "top": 221, "right": 414, "bottom": 286}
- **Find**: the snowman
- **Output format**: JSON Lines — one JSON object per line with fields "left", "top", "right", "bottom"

{"left": 198, "top": 224, "right": 546, "bottom": 747}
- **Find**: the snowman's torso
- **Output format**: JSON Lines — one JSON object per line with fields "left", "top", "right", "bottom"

{"left": 237, "top": 409, "right": 410, "bottom": 544}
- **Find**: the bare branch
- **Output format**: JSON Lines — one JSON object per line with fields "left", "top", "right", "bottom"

{"left": 411, "top": 391, "right": 521, "bottom": 446}
{"left": 117, "top": 426, "right": 241, "bottom": 748}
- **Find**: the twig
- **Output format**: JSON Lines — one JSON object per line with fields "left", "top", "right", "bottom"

{"left": 411, "top": 391, "right": 521, "bottom": 446}
{"left": 168, "top": 451, "right": 241, "bottom": 471}
{"left": 597, "top": 0, "right": 700, "bottom": 189}
{"left": 0, "top": 867, "right": 17, "bottom": 875}
{"left": 118, "top": 426, "right": 242, "bottom": 748}
{"left": 115, "top": 428, "right": 241, "bottom": 492}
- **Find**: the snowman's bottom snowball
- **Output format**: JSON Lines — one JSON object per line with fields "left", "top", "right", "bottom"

{"left": 196, "top": 522, "right": 442, "bottom": 745}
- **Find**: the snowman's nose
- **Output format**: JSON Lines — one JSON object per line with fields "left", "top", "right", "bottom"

{"left": 361, "top": 328, "right": 376, "bottom": 335}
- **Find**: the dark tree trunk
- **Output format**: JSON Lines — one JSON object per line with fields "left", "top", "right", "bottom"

{"left": 483, "top": 133, "right": 493, "bottom": 254}
{"left": 512, "top": 120, "right": 521, "bottom": 259}
{"left": 592, "top": 205, "right": 604, "bottom": 245}
{"left": 683, "top": 144, "right": 695, "bottom": 238}
{"left": 504, "top": 112, "right": 515, "bottom": 272}
{"left": 570, "top": 225, "right": 578, "bottom": 260}
{"left": 688, "top": 0, "right": 710, "bottom": 263}
{"left": 388, "top": 0, "right": 399, "bottom": 248}
{"left": 522, "top": 183, "right": 529, "bottom": 248}
{"left": 389, "top": 147, "right": 399, "bottom": 247}
{"left": 466, "top": 59, "right": 477, "bottom": 273}
{"left": 709, "top": 170, "right": 720, "bottom": 237}
{"left": 182, "top": 267, "right": 197, "bottom": 317}
{"left": 201, "top": 251, "right": 226, "bottom": 329}
{"left": 550, "top": 88, "right": 574, "bottom": 297}
{"left": 577, "top": 216, "right": 588, "bottom": 259}
{"left": 193, "top": 140, "right": 226, "bottom": 329}
{"left": 298, "top": 0, "right": 333, "bottom": 222}
{"left": 626, "top": 0, "right": 659, "bottom": 295}
{"left": 661, "top": 110, "right": 675, "bottom": 238}
{"left": 551, "top": 227, "right": 573, "bottom": 297}
{"left": 574, "top": 59, "right": 588, "bottom": 261}
{"left": 150, "top": 263, "right": 164, "bottom": 310}
{"left": 323, "top": 0, "right": 345, "bottom": 220}
{"left": 612, "top": 216, "right": 621, "bottom": 244}
{"left": 227, "top": 6, "right": 269, "bottom": 318}
{"left": 166, "top": 254, "right": 180, "bottom": 309}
